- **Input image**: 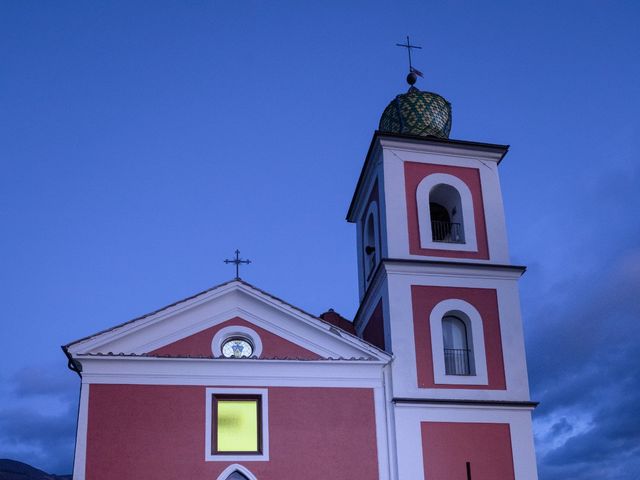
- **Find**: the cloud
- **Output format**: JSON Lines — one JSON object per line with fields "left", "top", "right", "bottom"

{"left": 526, "top": 213, "right": 640, "bottom": 477}
{"left": 0, "top": 364, "right": 78, "bottom": 475}
{"left": 530, "top": 251, "right": 640, "bottom": 478}
{"left": 519, "top": 142, "right": 640, "bottom": 479}
{"left": 10, "top": 366, "right": 78, "bottom": 401}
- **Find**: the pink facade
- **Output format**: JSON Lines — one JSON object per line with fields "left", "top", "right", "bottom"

{"left": 411, "top": 285, "right": 506, "bottom": 389}
{"left": 150, "top": 317, "right": 321, "bottom": 360}
{"left": 86, "top": 384, "right": 379, "bottom": 480}
{"left": 422, "top": 422, "right": 515, "bottom": 479}
{"left": 404, "top": 161, "right": 489, "bottom": 259}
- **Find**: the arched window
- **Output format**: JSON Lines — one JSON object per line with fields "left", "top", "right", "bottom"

{"left": 416, "top": 174, "right": 478, "bottom": 252}
{"left": 429, "top": 184, "right": 464, "bottom": 243}
{"left": 442, "top": 315, "right": 471, "bottom": 375}
{"left": 211, "top": 325, "right": 263, "bottom": 359}
{"left": 364, "top": 213, "right": 376, "bottom": 274}
{"left": 429, "top": 299, "right": 488, "bottom": 385}
{"left": 362, "top": 201, "right": 380, "bottom": 281}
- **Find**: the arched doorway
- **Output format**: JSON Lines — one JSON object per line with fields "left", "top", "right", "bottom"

{"left": 225, "top": 472, "right": 249, "bottom": 480}
{"left": 216, "top": 464, "right": 257, "bottom": 480}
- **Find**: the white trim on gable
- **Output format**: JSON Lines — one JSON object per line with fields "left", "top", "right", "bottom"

{"left": 65, "top": 281, "right": 390, "bottom": 363}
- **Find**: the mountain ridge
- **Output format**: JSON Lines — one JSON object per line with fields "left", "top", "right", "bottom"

{"left": 0, "top": 459, "right": 71, "bottom": 480}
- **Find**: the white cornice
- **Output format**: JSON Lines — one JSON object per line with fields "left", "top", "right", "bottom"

{"left": 382, "top": 259, "right": 525, "bottom": 281}
{"left": 378, "top": 137, "right": 507, "bottom": 162}
{"left": 76, "top": 356, "right": 387, "bottom": 388}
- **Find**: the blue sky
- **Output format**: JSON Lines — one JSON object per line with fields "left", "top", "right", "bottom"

{"left": 1, "top": 1, "right": 639, "bottom": 477}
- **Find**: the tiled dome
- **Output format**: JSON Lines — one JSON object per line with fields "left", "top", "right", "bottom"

{"left": 379, "top": 86, "right": 452, "bottom": 138}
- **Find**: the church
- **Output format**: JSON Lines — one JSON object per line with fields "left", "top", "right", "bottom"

{"left": 63, "top": 61, "right": 540, "bottom": 479}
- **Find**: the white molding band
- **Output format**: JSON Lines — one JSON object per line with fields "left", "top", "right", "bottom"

{"left": 416, "top": 173, "right": 478, "bottom": 252}
{"left": 211, "top": 325, "right": 263, "bottom": 358}
{"left": 205, "top": 388, "right": 269, "bottom": 462}
{"left": 429, "top": 299, "right": 488, "bottom": 385}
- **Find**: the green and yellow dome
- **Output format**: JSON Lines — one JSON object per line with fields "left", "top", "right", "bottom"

{"left": 379, "top": 86, "right": 452, "bottom": 139}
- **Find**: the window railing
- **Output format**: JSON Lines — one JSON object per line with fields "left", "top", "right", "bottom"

{"left": 431, "top": 220, "right": 464, "bottom": 243}
{"left": 444, "top": 348, "right": 471, "bottom": 375}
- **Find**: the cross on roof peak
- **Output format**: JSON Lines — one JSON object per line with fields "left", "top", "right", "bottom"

{"left": 224, "top": 249, "right": 251, "bottom": 279}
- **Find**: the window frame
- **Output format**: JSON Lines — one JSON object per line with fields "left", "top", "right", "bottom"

{"left": 442, "top": 314, "right": 473, "bottom": 376}
{"left": 429, "top": 299, "right": 488, "bottom": 385}
{"left": 416, "top": 173, "right": 478, "bottom": 252}
{"left": 211, "top": 326, "right": 263, "bottom": 358}
{"left": 205, "top": 388, "right": 269, "bottom": 462}
{"left": 212, "top": 394, "right": 262, "bottom": 455}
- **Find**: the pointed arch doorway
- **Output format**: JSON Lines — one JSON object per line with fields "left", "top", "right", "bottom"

{"left": 216, "top": 464, "right": 257, "bottom": 480}
{"left": 226, "top": 473, "right": 249, "bottom": 480}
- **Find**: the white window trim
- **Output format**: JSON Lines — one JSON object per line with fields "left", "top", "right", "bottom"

{"left": 211, "top": 325, "right": 263, "bottom": 358}
{"left": 416, "top": 173, "right": 478, "bottom": 252}
{"left": 430, "top": 299, "right": 488, "bottom": 385}
{"left": 363, "top": 200, "right": 380, "bottom": 282}
{"left": 205, "top": 387, "right": 269, "bottom": 462}
{"left": 216, "top": 464, "right": 258, "bottom": 480}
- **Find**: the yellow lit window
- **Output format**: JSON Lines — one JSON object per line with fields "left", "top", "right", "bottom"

{"left": 213, "top": 395, "right": 261, "bottom": 454}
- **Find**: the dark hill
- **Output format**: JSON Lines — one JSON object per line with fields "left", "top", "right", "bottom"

{"left": 0, "top": 459, "right": 71, "bottom": 480}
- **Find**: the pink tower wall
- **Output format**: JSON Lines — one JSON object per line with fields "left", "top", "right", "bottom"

{"left": 362, "top": 300, "right": 385, "bottom": 350}
{"left": 411, "top": 285, "right": 506, "bottom": 390}
{"left": 422, "top": 422, "right": 515, "bottom": 479}
{"left": 404, "top": 161, "right": 490, "bottom": 259}
{"left": 85, "top": 384, "right": 380, "bottom": 480}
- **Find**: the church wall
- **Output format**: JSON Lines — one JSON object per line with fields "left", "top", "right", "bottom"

{"left": 85, "top": 384, "right": 380, "bottom": 480}
{"left": 148, "top": 317, "right": 321, "bottom": 360}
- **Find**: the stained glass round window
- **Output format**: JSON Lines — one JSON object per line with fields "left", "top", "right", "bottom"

{"left": 221, "top": 337, "right": 253, "bottom": 358}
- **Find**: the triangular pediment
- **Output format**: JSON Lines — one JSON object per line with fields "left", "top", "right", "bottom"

{"left": 65, "top": 280, "right": 388, "bottom": 362}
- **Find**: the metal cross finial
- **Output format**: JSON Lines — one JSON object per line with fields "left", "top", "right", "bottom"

{"left": 396, "top": 35, "right": 422, "bottom": 71}
{"left": 224, "top": 249, "right": 251, "bottom": 279}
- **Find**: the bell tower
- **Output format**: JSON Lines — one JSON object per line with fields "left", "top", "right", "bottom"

{"left": 347, "top": 69, "right": 539, "bottom": 478}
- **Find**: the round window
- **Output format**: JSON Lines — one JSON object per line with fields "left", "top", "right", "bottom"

{"left": 221, "top": 337, "right": 254, "bottom": 358}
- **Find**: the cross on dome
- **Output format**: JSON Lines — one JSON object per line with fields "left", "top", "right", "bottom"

{"left": 395, "top": 35, "right": 424, "bottom": 85}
